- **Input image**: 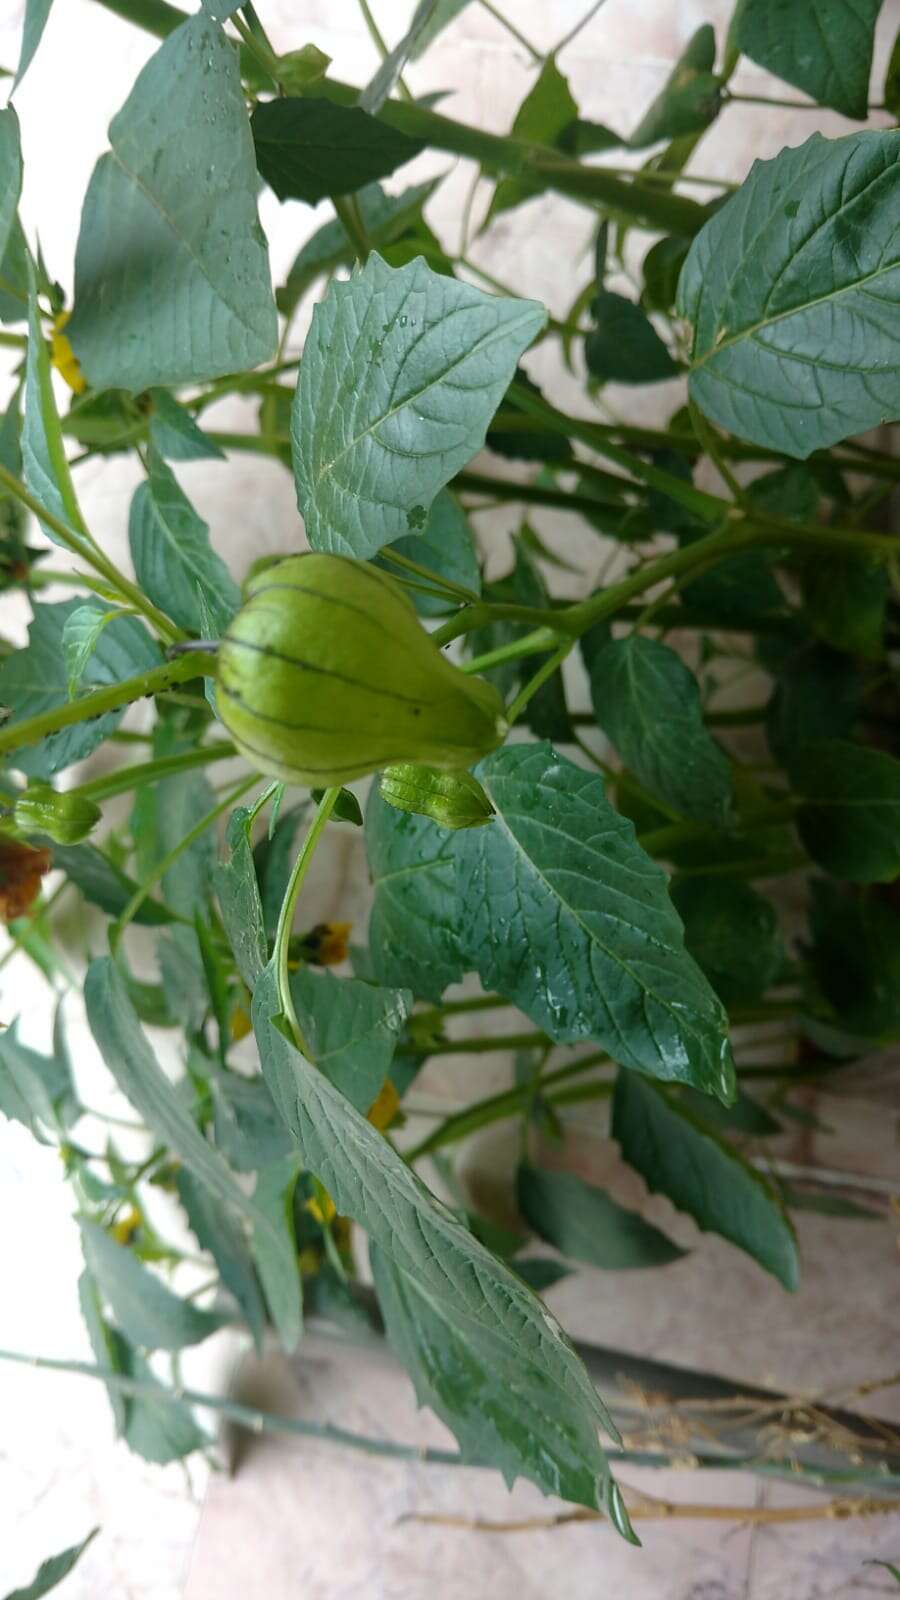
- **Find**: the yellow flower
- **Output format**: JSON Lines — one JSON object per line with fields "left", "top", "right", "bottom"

{"left": 230, "top": 1002, "right": 252, "bottom": 1041}
{"left": 50, "top": 312, "right": 87, "bottom": 395}
{"left": 367, "top": 1078, "right": 399, "bottom": 1132}
{"left": 111, "top": 1206, "right": 142, "bottom": 1246}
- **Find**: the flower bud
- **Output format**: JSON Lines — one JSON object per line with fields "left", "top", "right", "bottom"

{"left": 380, "top": 764, "right": 494, "bottom": 829}
{"left": 216, "top": 555, "right": 507, "bottom": 787}
{"left": 14, "top": 784, "right": 101, "bottom": 844}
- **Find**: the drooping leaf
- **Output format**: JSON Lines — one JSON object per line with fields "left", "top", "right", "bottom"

{"left": 885, "top": 25, "right": 900, "bottom": 115}
{"left": 291, "top": 967, "right": 412, "bottom": 1114}
{"left": 678, "top": 131, "right": 900, "bottom": 456}
{"left": 358, "top": 0, "right": 437, "bottom": 114}
{"left": 291, "top": 251, "right": 545, "bottom": 558}
{"left": 214, "top": 806, "right": 268, "bottom": 990}
{"left": 585, "top": 290, "right": 680, "bottom": 385}
{"left": 84, "top": 958, "right": 302, "bottom": 1351}
{"left": 365, "top": 781, "right": 465, "bottom": 1002}
{"left": 277, "top": 179, "right": 440, "bottom": 317}
{"left": 148, "top": 389, "right": 226, "bottom": 462}
{"left": 47, "top": 842, "right": 176, "bottom": 926}
{"left": 670, "top": 876, "right": 783, "bottom": 1004}
{"left": 128, "top": 450, "right": 240, "bottom": 635}
{"left": 251, "top": 963, "right": 632, "bottom": 1529}
{"left": 2, "top": 1526, "right": 98, "bottom": 1600}
{"left": 792, "top": 739, "right": 900, "bottom": 883}
{"left": 251, "top": 98, "right": 424, "bottom": 204}
{"left": 210, "top": 1069, "right": 294, "bottom": 1173}
{"left": 484, "top": 56, "right": 578, "bottom": 224}
{"left": 68, "top": 15, "right": 277, "bottom": 391}
{"left": 0, "top": 1016, "right": 78, "bottom": 1140}
{"left": 612, "top": 1069, "right": 799, "bottom": 1288}
{"left": 517, "top": 1164, "right": 685, "bottom": 1270}
{"left": 735, "top": 0, "right": 883, "bottom": 118}
{"left": 80, "top": 1219, "right": 227, "bottom": 1350}
{"left": 455, "top": 744, "right": 735, "bottom": 1099}
{"left": 22, "top": 268, "right": 90, "bottom": 549}
{"left": 408, "top": 0, "right": 473, "bottom": 57}
{"left": 13, "top": 0, "right": 54, "bottom": 88}
{"left": 0, "top": 110, "right": 22, "bottom": 271}
{"left": 807, "top": 878, "right": 900, "bottom": 1041}
{"left": 589, "top": 635, "right": 733, "bottom": 825}
{"left": 248, "top": 1154, "right": 303, "bottom": 1355}
{"left": 0, "top": 599, "right": 161, "bottom": 778}
{"left": 79, "top": 1270, "right": 208, "bottom": 1463}
{"left": 378, "top": 490, "right": 480, "bottom": 617}
{"left": 176, "top": 1166, "right": 266, "bottom": 1350}
{"left": 629, "top": 24, "right": 722, "bottom": 148}
{"left": 61, "top": 603, "right": 130, "bottom": 698}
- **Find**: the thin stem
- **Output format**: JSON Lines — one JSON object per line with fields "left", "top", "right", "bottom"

{"left": 274, "top": 788, "right": 341, "bottom": 1047}
{"left": 0, "top": 1349, "right": 465, "bottom": 1466}
{"left": 0, "top": 462, "right": 181, "bottom": 643}
{"left": 427, "top": 1030, "right": 550, "bottom": 1056}
{"left": 551, "top": 0, "right": 607, "bottom": 56}
{"left": 406, "top": 1052, "right": 609, "bottom": 1162}
{"left": 74, "top": 743, "right": 236, "bottom": 804}
{"left": 506, "top": 640, "right": 572, "bottom": 724}
{"left": 689, "top": 400, "right": 745, "bottom": 503}
{"left": 332, "top": 195, "right": 370, "bottom": 263}
{"left": 113, "top": 774, "right": 257, "bottom": 943}
{"left": 0, "top": 653, "right": 218, "bottom": 760}
{"left": 463, "top": 628, "right": 560, "bottom": 675}
{"left": 356, "top": 0, "right": 414, "bottom": 100}
{"left": 477, "top": 0, "right": 541, "bottom": 61}
{"left": 379, "top": 547, "right": 479, "bottom": 603}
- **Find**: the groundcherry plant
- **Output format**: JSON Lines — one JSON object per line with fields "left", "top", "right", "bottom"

{"left": 1, "top": 0, "right": 900, "bottom": 1563}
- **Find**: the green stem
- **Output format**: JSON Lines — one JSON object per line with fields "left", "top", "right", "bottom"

{"left": 427, "top": 1029, "right": 550, "bottom": 1056}
{"left": 332, "top": 194, "right": 371, "bottom": 263}
{"left": 506, "top": 640, "right": 572, "bottom": 724}
{"left": 406, "top": 1052, "right": 609, "bottom": 1162}
{"left": 0, "top": 653, "right": 218, "bottom": 760}
{"left": 477, "top": 0, "right": 541, "bottom": 60}
{"left": 552, "top": 0, "right": 607, "bottom": 55}
{"left": 274, "top": 787, "right": 342, "bottom": 1047}
{"left": 462, "top": 627, "right": 560, "bottom": 675}
{"left": 637, "top": 797, "right": 798, "bottom": 858}
{"left": 0, "top": 1348, "right": 465, "bottom": 1465}
{"left": 112, "top": 773, "right": 257, "bottom": 943}
{"left": 0, "top": 462, "right": 182, "bottom": 644}
{"left": 379, "top": 547, "right": 479, "bottom": 603}
{"left": 74, "top": 743, "right": 236, "bottom": 803}
{"left": 356, "top": 0, "right": 414, "bottom": 99}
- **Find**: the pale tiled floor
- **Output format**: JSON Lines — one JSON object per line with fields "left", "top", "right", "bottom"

{"left": 2, "top": 2, "right": 900, "bottom": 1595}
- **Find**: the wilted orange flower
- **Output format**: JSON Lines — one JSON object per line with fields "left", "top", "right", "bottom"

{"left": 0, "top": 838, "right": 52, "bottom": 922}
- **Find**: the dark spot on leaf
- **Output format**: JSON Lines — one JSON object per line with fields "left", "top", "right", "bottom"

{"left": 406, "top": 505, "right": 427, "bottom": 530}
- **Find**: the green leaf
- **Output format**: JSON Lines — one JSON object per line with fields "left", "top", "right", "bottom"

{"left": 455, "top": 744, "right": 735, "bottom": 1099}
{"left": 291, "top": 251, "right": 545, "bottom": 558}
{"left": 612, "top": 1069, "right": 799, "bottom": 1288}
{"left": 807, "top": 878, "right": 900, "bottom": 1041}
{"left": 210, "top": 1069, "right": 294, "bottom": 1172}
{"left": 141, "top": 765, "right": 217, "bottom": 918}
{"left": 0, "top": 1016, "right": 78, "bottom": 1140}
{"left": 61, "top": 603, "right": 130, "bottom": 698}
{"left": 365, "top": 782, "right": 465, "bottom": 1001}
{"left": 277, "top": 179, "right": 439, "bottom": 317}
{"left": 885, "top": 25, "right": 900, "bottom": 116}
{"left": 176, "top": 1166, "right": 266, "bottom": 1350}
{"left": 68, "top": 15, "right": 277, "bottom": 391}
{"left": 670, "top": 876, "right": 782, "bottom": 1004}
{"left": 251, "top": 963, "right": 632, "bottom": 1529}
{"left": 803, "top": 552, "right": 887, "bottom": 658}
{"left": 13, "top": 0, "right": 54, "bottom": 89}
{"left": 764, "top": 639, "right": 863, "bottom": 768}
{"left": 2, "top": 1527, "right": 98, "bottom": 1600}
{"left": 378, "top": 490, "right": 480, "bottom": 617}
{"left": 48, "top": 842, "right": 176, "bottom": 926}
{"left": 0, "top": 109, "right": 22, "bottom": 270}
{"left": 672, "top": 1083, "right": 781, "bottom": 1138}
{"left": 79, "top": 1269, "right": 208, "bottom": 1463}
{"left": 513, "top": 1257, "right": 573, "bottom": 1292}
{"left": 148, "top": 389, "right": 226, "bottom": 462}
{"left": 408, "top": 0, "right": 472, "bottom": 57}
{"left": 641, "top": 235, "right": 690, "bottom": 315}
{"left": 0, "top": 217, "right": 28, "bottom": 326}
{"left": 128, "top": 450, "right": 240, "bottom": 635}
{"left": 735, "top": 0, "right": 883, "bottom": 118}
{"left": 517, "top": 1164, "right": 685, "bottom": 1270}
{"left": 23, "top": 269, "right": 89, "bottom": 549}
{"left": 678, "top": 130, "right": 900, "bottom": 456}
{"left": 84, "top": 958, "right": 302, "bottom": 1351}
{"left": 484, "top": 56, "right": 578, "bottom": 224}
{"left": 248, "top": 1154, "right": 303, "bottom": 1355}
{"left": 629, "top": 24, "right": 722, "bottom": 148}
{"left": 359, "top": 0, "right": 436, "bottom": 113}
{"left": 585, "top": 290, "right": 680, "bottom": 384}
{"left": 214, "top": 806, "right": 268, "bottom": 989}
{"left": 253, "top": 800, "right": 309, "bottom": 937}
{"left": 466, "top": 536, "right": 546, "bottom": 697}
{"left": 793, "top": 739, "right": 900, "bottom": 883}
{"left": 291, "top": 968, "right": 412, "bottom": 1114}
{"left": 0, "top": 598, "right": 161, "bottom": 777}
{"left": 588, "top": 635, "right": 733, "bottom": 826}
{"left": 251, "top": 98, "right": 424, "bottom": 204}
{"left": 80, "top": 1219, "right": 226, "bottom": 1350}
